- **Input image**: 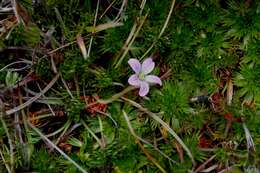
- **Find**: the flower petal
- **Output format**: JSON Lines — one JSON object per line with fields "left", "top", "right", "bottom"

{"left": 141, "top": 57, "right": 155, "bottom": 74}
{"left": 145, "top": 75, "right": 162, "bottom": 85}
{"left": 139, "top": 81, "right": 149, "bottom": 97}
{"left": 128, "top": 74, "right": 141, "bottom": 86}
{"left": 128, "top": 59, "right": 141, "bottom": 73}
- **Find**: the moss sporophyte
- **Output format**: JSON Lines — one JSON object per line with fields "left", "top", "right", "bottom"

{"left": 128, "top": 58, "right": 162, "bottom": 97}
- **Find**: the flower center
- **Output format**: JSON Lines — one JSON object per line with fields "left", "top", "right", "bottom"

{"left": 139, "top": 72, "right": 145, "bottom": 81}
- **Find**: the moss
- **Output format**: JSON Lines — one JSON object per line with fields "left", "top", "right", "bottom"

{"left": 1, "top": 0, "right": 260, "bottom": 172}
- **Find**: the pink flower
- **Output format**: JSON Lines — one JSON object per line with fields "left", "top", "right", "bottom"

{"left": 128, "top": 58, "right": 162, "bottom": 97}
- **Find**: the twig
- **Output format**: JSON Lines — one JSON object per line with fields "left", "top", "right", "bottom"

{"left": 217, "top": 165, "right": 235, "bottom": 173}
{"left": 200, "top": 164, "right": 218, "bottom": 173}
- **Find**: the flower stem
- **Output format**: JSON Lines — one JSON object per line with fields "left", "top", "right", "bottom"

{"left": 96, "top": 86, "right": 136, "bottom": 104}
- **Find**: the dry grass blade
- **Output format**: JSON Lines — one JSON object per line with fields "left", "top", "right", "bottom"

{"left": 81, "top": 119, "right": 105, "bottom": 148}
{"left": 5, "top": 74, "right": 60, "bottom": 115}
{"left": 141, "top": 0, "right": 176, "bottom": 60}
{"left": 200, "top": 164, "right": 218, "bottom": 173}
{"left": 121, "top": 97, "right": 196, "bottom": 166}
{"left": 87, "top": 0, "right": 100, "bottom": 58}
{"left": 122, "top": 110, "right": 177, "bottom": 165}
{"left": 114, "top": 12, "right": 149, "bottom": 68}
{"left": 243, "top": 123, "right": 255, "bottom": 151}
{"left": 0, "top": 149, "right": 12, "bottom": 173}
{"left": 86, "top": 21, "right": 123, "bottom": 33}
{"left": 99, "top": 0, "right": 116, "bottom": 19}
{"left": 113, "top": 0, "right": 127, "bottom": 22}
{"left": 123, "top": 110, "right": 167, "bottom": 173}
{"left": 226, "top": 79, "right": 233, "bottom": 105}
{"left": 76, "top": 34, "right": 87, "bottom": 60}
{"left": 192, "top": 155, "right": 216, "bottom": 173}
{"left": 28, "top": 121, "right": 88, "bottom": 173}
{"left": 0, "top": 98, "right": 14, "bottom": 173}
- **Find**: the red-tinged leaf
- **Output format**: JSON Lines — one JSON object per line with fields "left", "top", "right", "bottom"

{"left": 223, "top": 113, "right": 242, "bottom": 123}
{"left": 58, "top": 143, "right": 72, "bottom": 153}
{"left": 199, "top": 136, "right": 213, "bottom": 148}
{"left": 80, "top": 95, "right": 107, "bottom": 115}
{"left": 76, "top": 34, "right": 87, "bottom": 59}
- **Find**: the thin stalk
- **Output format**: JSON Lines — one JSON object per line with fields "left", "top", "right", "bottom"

{"left": 98, "top": 116, "right": 105, "bottom": 148}
{"left": 61, "top": 76, "right": 74, "bottom": 98}
{"left": 121, "top": 97, "right": 196, "bottom": 166}
{"left": 141, "top": 0, "right": 176, "bottom": 60}
{"left": 37, "top": 83, "right": 56, "bottom": 116}
{"left": 113, "top": 21, "right": 137, "bottom": 64}
{"left": 113, "top": 0, "right": 127, "bottom": 22}
{"left": 87, "top": 0, "right": 100, "bottom": 58}
{"left": 99, "top": 0, "right": 116, "bottom": 19}
{"left": 46, "top": 121, "right": 69, "bottom": 138}
{"left": 0, "top": 60, "right": 32, "bottom": 72}
{"left": 0, "top": 99, "right": 14, "bottom": 172}
{"left": 28, "top": 121, "right": 88, "bottom": 173}
{"left": 81, "top": 120, "right": 104, "bottom": 148}
{"left": 48, "top": 41, "right": 76, "bottom": 55}
{"left": 86, "top": 86, "right": 136, "bottom": 107}
{"left": 122, "top": 110, "right": 177, "bottom": 164}
{"left": 54, "top": 120, "right": 72, "bottom": 145}
{"left": 28, "top": 113, "right": 53, "bottom": 121}
{"left": 136, "top": 140, "right": 167, "bottom": 173}
{"left": 5, "top": 73, "right": 60, "bottom": 115}
{"left": 139, "top": 0, "right": 147, "bottom": 15}
{"left": 0, "top": 148, "right": 12, "bottom": 173}
{"left": 114, "top": 13, "right": 149, "bottom": 68}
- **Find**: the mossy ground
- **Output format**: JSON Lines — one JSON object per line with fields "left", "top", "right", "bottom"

{"left": 0, "top": 0, "right": 260, "bottom": 172}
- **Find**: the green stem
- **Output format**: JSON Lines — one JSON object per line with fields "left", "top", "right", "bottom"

{"left": 95, "top": 86, "right": 136, "bottom": 105}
